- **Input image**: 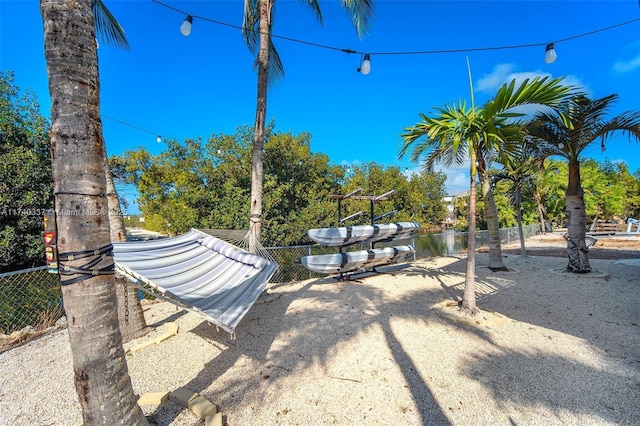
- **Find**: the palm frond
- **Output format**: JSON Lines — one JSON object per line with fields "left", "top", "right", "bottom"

{"left": 525, "top": 93, "right": 640, "bottom": 162}
{"left": 592, "top": 109, "right": 640, "bottom": 150}
{"left": 242, "top": 0, "right": 260, "bottom": 54}
{"left": 400, "top": 102, "right": 474, "bottom": 170}
{"left": 265, "top": 37, "right": 285, "bottom": 83}
{"left": 92, "top": 0, "right": 129, "bottom": 50}
{"left": 339, "top": 0, "right": 375, "bottom": 38}
{"left": 485, "top": 76, "right": 575, "bottom": 121}
{"left": 302, "top": 0, "right": 323, "bottom": 25}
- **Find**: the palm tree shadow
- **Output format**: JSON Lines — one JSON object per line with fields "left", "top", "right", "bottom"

{"left": 477, "top": 254, "right": 640, "bottom": 360}
{"left": 149, "top": 268, "right": 456, "bottom": 425}
{"left": 464, "top": 347, "right": 639, "bottom": 424}
{"left": 380, "top": 321, "right": 451, "bottom": 425}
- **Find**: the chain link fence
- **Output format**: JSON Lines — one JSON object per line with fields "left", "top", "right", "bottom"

{"left": 266, "top": 223, "right": 541, "bottom": 283}
{"left": 0, "top": 266, "right": 64, "bottom": 335}
{"left": 1, "top": 224, "right": 540, "bottom": 335}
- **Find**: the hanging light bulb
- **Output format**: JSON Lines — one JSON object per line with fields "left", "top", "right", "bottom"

{"left": 358, "top": 54, "right": 371, "bottom": 75}
{"left": 180, "top": 15, "right": 193, "bottom": 36}
{"left": 404, "top": 167, "right": 409, "bottom": 175}
{"left": 157, "top": 135, "right": 161, "bottom": 143}
{"left": 545, "top": 43, "right": 557, "bottom": 64}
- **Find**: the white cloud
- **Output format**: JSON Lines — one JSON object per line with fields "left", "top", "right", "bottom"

{"left": 476, "top": 64, "right": 516, "bottom": 93}
{"left": 614, "top": 53, "right": 640, "bottom": 73}
{"left": 434, "top": 163, "right": 470, "bottom": 196}
{"left": 476, "top": 63, "right": 589, "bottom": 95}
{"left": 403, "top": 163, "right": 469, "bottom": 195}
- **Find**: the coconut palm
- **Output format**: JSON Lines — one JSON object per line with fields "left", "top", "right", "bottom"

{"left": 400, "top": 76, "right": 572, "bottom": 314}
{"left": 526, "top": 94, "right": 640, "bottom": 273}
{"left": 87, "top": 0, "right": 149, "bottom": 341}
{"left": 91, "top": 0, "right": 149, "bottom": 341}
{"left": 242, "top": 0, "right": 375, "bottom": 251}
{"left": 40, "top": 0, "right": 147, "bottom": 423}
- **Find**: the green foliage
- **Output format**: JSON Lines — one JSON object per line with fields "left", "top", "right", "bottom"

{"left": 491, "top": 182, "right": 517, "bottom": 228}
{"left": 342, "top": 163, "right": 446, "bottom": 229}
{"left": 492, "top": 158, "right": 638, "bottom": 226}
{"left": 0, "top": 72, "right": 53, "bottom": 272}
{"left": 603, "top": 161, "right": 640, "bottom": 219}
{"left": 112, "top": 127, "right": 342, "bottom": 246}
{"left": 453, "top": 195, "right": 470, "bottom": 232}
{"left": 113, "top": 128, "right": 448, "bottom": 246}
{"left": 536, "top": 159, "right": 568, "bottom": 224}
{"left": 0, "top": 270, "right": 62, "bottom": 334}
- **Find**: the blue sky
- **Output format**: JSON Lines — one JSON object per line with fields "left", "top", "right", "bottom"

{"left": 2, "top": 1, "right": 640, "bottom": 214}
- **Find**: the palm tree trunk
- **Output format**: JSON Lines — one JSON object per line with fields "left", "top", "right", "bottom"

{"left": 40, "top": 1, "right": 147, "bottom": 424}
{"left": 248, "top": 0, "right": 270, "bottom": 253}
{"left": 515, "top": 190, "right": 526, "bottom": 256}
{"left": 565, "top": 160, "right": 591, "bottom": 273}
{"left": 462, "top": 149, "right": 478, "bottom": 314}
{"left": 105, "top": 156, "right": 148, "bottom": 342}
{"left": 478, "top": 163, "right": 507, "bottom": 271}
{"left": 534, "top": 191, "right": 546, "bottom": 234}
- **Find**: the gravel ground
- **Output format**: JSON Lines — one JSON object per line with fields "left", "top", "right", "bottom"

{"left": 1, "top": 234, "right": 639, "bottom": 425}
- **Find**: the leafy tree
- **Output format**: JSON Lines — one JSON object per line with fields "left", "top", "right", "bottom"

{"left": 599, "top": 160, "right": 639, "bottom": 220}
{"left": 112, "top": 127, "right": 345, "bottom": 247}
{"left": 40, "top": 0, "right": 147, "bottom": 423}
{"left": 580, "top": 159, "right": 625, "bottom": 221}
{"left": 262, "top": 132, "right": 345, "bottom": 245}
{"left": 527, "top": 94, "right": 640, "bottom": 273}
{"left": 241, "top": 0, "right": 375, "bottom": 251}
{"left": 535, "top": 159, "right": 567, "bottom": 226}
{"left": 405, "top": 170, "right": 448, "bottom": 228}
{"left": 0, "top": 71, "right": 53, "bottom": 272}
{"left": 340, "top": 163, "right": 447, "bottom": 229}
{"left": 400, "top": 76, "right": 572, "bottom": 314}
{"left": 113, "top": 131, "right": 448, "bottom": 246}
{"left": 620, "top": 165, "right": 640, "bottom": 219}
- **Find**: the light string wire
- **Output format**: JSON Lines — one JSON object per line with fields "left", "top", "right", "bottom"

{"left": 104, "top": 1, "right": 640, "bottom": 142}
{"left": 151, "top": 0, "right": 640, "bottom": 56}
{"left": 101, "top": 114, "right": 182, "bottom": 143}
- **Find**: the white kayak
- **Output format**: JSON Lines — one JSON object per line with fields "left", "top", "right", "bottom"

{"left": 300, "top": 245, "right": 415, "bottom": 274}
{"left": 307, "top": 222, "right": 420, "bottom": 247}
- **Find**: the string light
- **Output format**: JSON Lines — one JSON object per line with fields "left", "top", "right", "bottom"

{"left": 180, "top": 15, "right": 193, "bottom": 36}
{"left": 545, "top": 43, "right": 557, "bottom": 64}
{"left": 357, "top": 54, "right": 371, "bottom": 75}
{"left": 151, "top": 0, "right": 640, "bottom": 67}
{"left": 101, "top": 114, "right": 182, "bottom": 143}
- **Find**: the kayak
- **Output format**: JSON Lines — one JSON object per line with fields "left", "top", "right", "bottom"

{"left": 300, "top": 245, "right": 415, "bottom": 274}
{"left": 307, "top": 222, "right": 420, "bottom": 247}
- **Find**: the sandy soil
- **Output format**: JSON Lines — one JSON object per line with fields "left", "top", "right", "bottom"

{"left": 497, "top": 233, "right": 640, "bottom": 259}
{"left": 1, "top": 233, "right": 639, "bottom": 425}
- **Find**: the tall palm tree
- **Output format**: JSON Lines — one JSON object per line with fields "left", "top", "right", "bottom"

{"left": 87, "top": 0, "right": 150, "bottom": 341}
{"left": 242, "top": 0, "right": 375, "bottom": 251}
{"left": 492, "top": 141, "right": 544, "bottom": 256}
{"left": 526, "top": 94, "right": 640, "bottom": 273}
{"left": 91, "top": 0, "right": 149, "bottom": 341}
{"left": 40, "top": 0, "right": 147, "bottom": 424}
{"left": 400, "top": 76, "right": 572, "bottom": 314}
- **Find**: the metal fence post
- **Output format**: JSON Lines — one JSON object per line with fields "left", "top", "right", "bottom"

{"left": 308, "top": 246, "right": 312, "bottom": 280}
